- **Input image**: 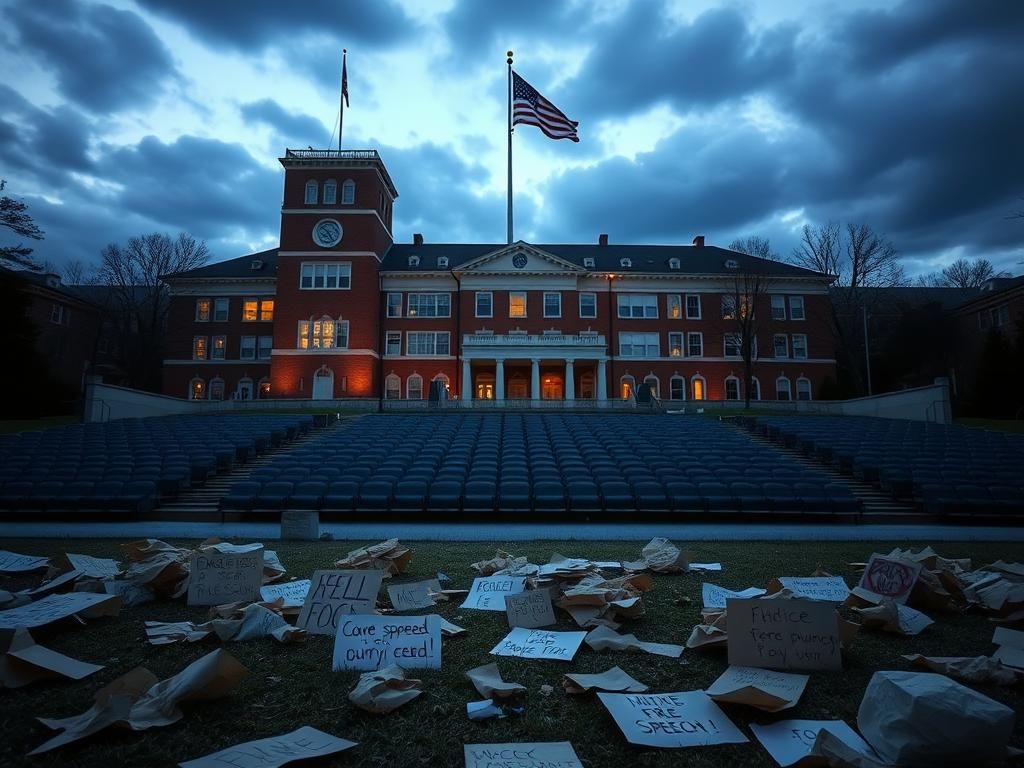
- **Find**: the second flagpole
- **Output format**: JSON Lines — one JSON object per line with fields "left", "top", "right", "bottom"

{"left": 506, "top": 50, "right": 513, "bottom": 245}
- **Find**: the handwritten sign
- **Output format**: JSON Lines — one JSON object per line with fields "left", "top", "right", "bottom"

{"left": 461, "top": 576, "right": 527, "bottom": 611}
{"left": 0, "top": 551, "right": 49, "bottom": 572}
{"left": 332, "top": 614, "right": 441, "bottom": 671}
{"left": 776, "top": 577, "right": 849, "bottom": 603}
{"left": 857, "top": 555, "right": 921, "bottom": 604}
{"left": 702, "top": 583, "right": 766, "bottom": 609}
{"left": 280, "top": 510, "right": 319, "bottom": 541}
{"left": 0, "top": 592, "right": 121, "bottom": 630}
{"left": 179, "top": 725, "right": 356, "bottom": 768}
{"left": 597, "top": 691, "right": 748, "bottom": 748}
{"left": 705, "top": 666, "right": 808, "bottom": 712}
{"left": 387, "top": 579, "right": 441, "bottom": 611}
{"left": 727, "top": 598, "right": 842, "bottom": 671}
{"left": 464, "top": 743, "right": 583, "bottom": 768}
{"left": 750, "top": 720, "right": 876, "bottom": 767}
{"left": 187, "top": 548, "right": 263, "bottom": 606}
{"left": 66, "top": 554, "right": 120, "bottom": 579}
{"left": 490, "top": 628, "right": 586, "bottom": 662}
{"left": 298, "top": 570, "right": 383, "bottom": 635}
{"left": 260, "top": 579, "right": 311, "bottom": 608}
{"left": 505, "top": 589, "right": 556, "bottom": 629}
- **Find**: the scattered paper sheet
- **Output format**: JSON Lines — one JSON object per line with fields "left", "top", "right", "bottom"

{"left": 770, "top": 576, "right": 850, "bottom": 603}
{"left": 703, "top": 583, "right": 767, "bottom": 609}
{"left": 464, "top": 743, "right": 583, "bottom": 768}
{"left": 103, "top": 579, "right": 154, "bottom": 607}
{"left": 750, "top": 719, "right": 878, "bottom": 767}
{"left": 187, "top": 548, "right": 263, "bottom": 606}
{"left": 0, "top": 592, "right": 122, "bottom": 631}
{"left": 0, "top": 627, "right": 103, "bottom": 688}
{"left": 387, "top": 579, "right": 441, "bottom": 611}
{"left": 856, "top": 554, "right": 921, "bottom": 605}
{"left": 120, "top": 540, "right": 191, "bottom": 598}
{"left": 145, "top": 604, "right": 306, "bottom": 645}
{"left": 467, "top": 700, "right": 506, "bottom": 721}
{"left": 333, "top": 614, "right": 441, "bottom": 671}
{"left": 0, "top": 550, "right": 48, "bottom": 572}
{"left": 260, "top": 579, "right": 311, "bottom": 609}
{"left": 563, "top": 667, "right": 648, "bottom": 694}
{"left": 179, "top": 726, "right": 356, "bottom": 768}
{"left": 490, "top": 628, "right": 587, "bottom": 662}
{"left": 585, "top": 625, "right": 684, "bottom": 658}
{"left": 902, "top": 654, "right": 1024, "bottom": 687}
{"left": 689, "top": 563, "right": 723, "bottom": 572}
{"left": 466, "top": 662, "right": 526, "bottom": 699}
{"left": 440, "top": 618, "right": 467, "bottom": 637}
{"left": 687, "top": 623, "right": 728, "bottom": 650}
{"left": 856, "top": 601, "right": 933, "bottom": 636}
{"left": 538, "top": 553, "right": 594, "bottom": 578}
{"left": 808, "top": 728, "right": 890, "bottom": 768}
{"left": 461, "top": 576, "right": 527, "bottom": 611}
{"left": 297, "top": 570, "right": 384, "bottom": 635}
{"left": 992, "top": 627, "right": 1024, "bottom": 669}
{"left": 473, "top": 550, "right": 538, "bottom": 576}
{"left": 348, "top": 664, "right": 422, "bottom": 713}
{"left": 25, "top": 568, "right": 84, "bottom": 596}
{"left": 595, "top": 561, "right": 623, "bottom": 570}
{"left": 65, "top": 554, "right": 121, "bottom": 579}
{"left": 334, "top": 539, "right": 412, "bottom": 576}
{"left": 598, "top": 691, "right": 748, "bottom": 748}
{"left": 624, "top": 538, "right": 688, "bottom": 573}
{"left": 505, "top": 589, "right": 556, "bottom": 629}
{"left": 727, "top": 597, "right": 842, "bottom": 671}
{"left": 705, "top": 666, "right": 808, "bottom": 712}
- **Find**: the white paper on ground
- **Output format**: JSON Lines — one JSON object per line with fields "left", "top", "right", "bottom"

{"left": 460, "top": 577, "right": 527, "bottom": 611}
{"left": 705, "top": 666, "right": 809, "bottom": 712}
{"left": 66, "top": 554, "right": 120, "bottom": 580}
{"left": 689, "top": 563, "right": 723, "bottom": 572}
{"left": 387, "top": 579, "right": 441, "bottom": 611}
{"left": 1, "top": 627, "right": 104, "bottom": 688}
{"left": 563, "top": 667, "right": 648, "bottom": 694}
{"left": 0, "top": 592, "right": 121, "bottom": 630}
{"left": 466, "top": 700, "right": 505, "bottom": 721}
{"left": 260, "top": 579, "right": 311, "bottom": 608}
{"left": 750, "top": 719, "right": 877, "bottom": 767}
{"left": 178, "top": 726, "right": 356, "bottom": 768}
{"left": 703, "top": 583, "right": 766, "bottom": 609}
{"left": 992, "top": 626, "right": 1024, "bottom": 667}
{"left": 464, "top": 742, "right": 583, "bottom": 768}
{"left": 490, "top": 628, "right": 586, "bottom": 662}
{"left": 597, "top": 691, "right": 748, "bottom": 748}
{"left": 332, "top": 614, "right": 441, "bottom": 671}
{"left": 0, "top": 551, "right": 49, "bottom": 572}
{"left": 103, "top": 580, "right": 153, "bottom": 607}
{"left": 584, "top": 625, "right": 684, "bottom": 658}
{"left": 897, "top": 604, "right": 934, "bottom": 636}
{"left": 776, "top": 576, "right": 850, "bottom": 603}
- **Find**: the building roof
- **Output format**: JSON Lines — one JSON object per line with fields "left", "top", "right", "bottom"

{"left": 0, "top": 264, "right": 101, "bottom": 309}
{"left": 161, "top": 248, "right": 278, "bottom": 281}
{"left": 955, "top": 275, "right": 1024, "bottom": 311}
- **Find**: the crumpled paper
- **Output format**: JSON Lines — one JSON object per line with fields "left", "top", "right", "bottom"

{"left": 623, "top": 538, "right": 688, "bottom": 573}
{"left": 584, "top": 624, "right": 684, "bottom": 658}
{"left": 556, "top": 573, "right": 652, "bottom": 627}
{"left": 902, "top": 654, "right": 1024, "bottom": 687}
{"left": 855, "top": 600, "right": 934, "bottom": 636}
{"left": 348, "top": 664, "right": 422, "bottom": 713}
{"left": 334, "top": 539, "right": 412, "bottom": 577}
{"left": 466, "top": 663, "right": 526, "bottom": 699}
{"left": 472, "top": 550, "right": 538, "bottom": 577}
{"left": 563, "top": 667, "right": 648, "bottom": 694}
{"left": 120, "top": 539, "right": 192, "bottom": 598}
{"left": 144, "top": 604, "right": 306, "bottom": 645}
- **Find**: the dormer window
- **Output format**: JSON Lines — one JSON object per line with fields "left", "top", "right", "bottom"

{"left": 438, "top": 256, "right": 449, "bottom": 268}
{"left": 583, "top": 257, "right": 595, "bottom": 268}
{"left": 341, "top": 179, "right": 356, "bottom": 205}
{"left": 323, "top": 180, "right": 337, "bottom": 205}
{"left": 408, "top": 255, "right": 420, "bottom": 267}
{"left": 304, "top": 180, "right": 318, "bottom": 204}
{"left": 620, "top": 257, "right": 632, "bottom": 268}
{"left": 669, "top": 258, "right": 680, "bottom": 270}
{"left": 250, "top": 259, "right": 264, "bottom": 271}
{"left": 724, "top": 259, "right": 739, "bottom": 270}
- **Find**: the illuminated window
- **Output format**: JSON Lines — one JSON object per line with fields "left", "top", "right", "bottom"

{"left": 385, "top": 373, "right": 401, "bottom": 399}
{"left": 619, "top": 332, "right": 659, "bottom": 357}
{"left": 407, "top": 293, "right": 451, "bottom": 318}
{"left": 725, "top": 377, "right": 740, "bottom": 400}
{"left": 509, "top": 291, "right": 527, "bottom": 318}
{"left": 771, "top": 295, "right": 786, "bottom": 320}
{"left": 189, "top": 378, "right": 205, "bottom": 400}
{"left": 195, "top": 299, "right": 211, "bottom": 322}
{"left": 667, "top": 294, "right": 682, "bottom": 319}
{"left": 686, "top": 294, "right": 701, "bottom": 319}
{"left": 387, "top": 293, "right": 402, "bottom": 317}
{"left": 258, "top": 336, "right": 272, "bottom": 360}
{"left": 669, "top": 332, "right": 684, "bottom": 357}
{"left": 792, "top": 334, "right": 808, "bottom": 359}
{"left": 385, "top": 331, "right": 401, "bottom": 356}
{"left": 240, "top": 336, "right": 256, "bottom": 360}
{"left": 297, "top": 318, "right": 348, "bottom": 349}
{"left": 617, "top": 294, "right": 657, "bottom": 318}
{"left": 789, "top": 296, "right": 805, "bottom": 320}
{"left": 776, "top": 376, "right": 792, "bottom": 401}
{"left": 643, "top": 374, "right": 660, "bottom": 398}
{"left": 475, "top": 292, "right": 492, "bottom": 318}
{"left": 407, "top": 374, "right": 423, "bottom": 399}
{"left": 687, "top": 332, "right": 703, "bottom": 357}
{"left": 721, "top": 295, "right": 737, "bottom": 319}
{"left": 796, "top": 377, "right": 812, "bottom": 401}
{"left": 304, "top": 180, "right": 318, "bottom": 204}
{"left": 258, "top": 378, "right": 271, "bottom": 398}
{"left": 212, "top": 335, "right": 226, "bottom": 360}
{"left": 341, "top": 179, "right": 355, "bottom": 205}
{"left": 543, "top": 292, "right": 561, "bottom": 318}
{"left": 670, "top": 376, "right": 685, "bottom": 400}
{"left": 192, "top": 336, "right": 207, "bottom": 360}
{"left": 259, "top": 300, "right": 274, "bottom": 321}
{"left": 209, "top": 378, "right": 225, "bottom": 401}
{"left": 243, "top": 299, "right": 258, "bottom": 322}
{"left": 691, "top": 376, "right": 706, "bottom": 400}
{"left": 620, "top": 375, "right": 635, "bottom": 400}
{"left": 579, "top": 292, "right": 597, "bottom": 318}
{"left": 323, "top": 179, "right": 337, "bottom": 204}
{"left": 300, "top": 263, "right": 352, "bottom": 289}
{"left": 213, "top": 298, "right": 229, "bottom": 322}
{"left": 774, "top": 334, "right": 789, "bottom": 358}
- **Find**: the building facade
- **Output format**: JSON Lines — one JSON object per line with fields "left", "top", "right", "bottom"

{"left": 162, "top": 149, "right": 838, "bottom": 404}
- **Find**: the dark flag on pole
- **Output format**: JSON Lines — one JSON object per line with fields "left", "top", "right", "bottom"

{"left": 512, "top": 70, "right": 578, "bottom": 142}
{"left": 341, "top": 52, "right": 349, "bottom": 107}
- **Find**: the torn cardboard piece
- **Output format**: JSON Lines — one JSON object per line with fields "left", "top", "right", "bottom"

{"left": 598, "top": 691, "right": 748, "bottom": 748}
{"left": 623, "top": 537, "right": 688, "bottom": 573}
{"left": 706, "top": 666, "right": 809, "bottom": 712}
{"left": 297, "top": 570, "right": 384, "bottom": 635}
{"left": 464, "top": 743, "right": 583, "bottom": 768}
{"left": 584, "top": 625, "right": 684, "bottom": 658}
{"left": 0, "top": 550, "right": 49, "bottom": 572}
{"left": 505, "top": 588, "right": 556, "bottom": 628}
{"left": 808, "top": 728, "right": 890, "bottom": 768}
{"left": 563, "top": 667, "right": 648, "bottom": 694}
{"left": 179, "top": 726, "right": 356, "bottom": 768}
{"left": 145, "top": 604, "right": 307, "bottom": 645}
{"left": 0, "top": 592, "right": 122, "bottom": 632}
{"left": 727, "top": 597, "right": 842, "bottom": 672}
{"left": 102, "top": 579, "right": 154, "bottom": 607}
{"left": 440, "top": 618, "right": 466, "bottom": 637}
{"left": 490, "top": 628, "right": 587, "bottom": 662}
{"left": 387, "top": 579, "right": 441, "bottom": 611}
{"left": 686, "top": 623, "right": 728, "bottom": 650}
{"left": 902, "top": 654, "right": 1024, "bottom": 687}
{"left": 348, "top": 664, "right": 422, "bottom": 713}
{"left": 466, "top": 662, "right": 526, "bottom": 699}
{"left": 334, "top": 539, "right": 412, "bottom": 576}
{"left": 537, "top": 553, "right": 595, "bottom": 579}
{"left": 855, "top": 600, "right": 934, "bottom": 636}
{"left": 472, "top": 550, "right": 538, "bottom": 577}
{"left": 120, "top": 539, "right": 191, "bottom": 598}
{"left": 0, "top": 627, "right": 104, "bottom": 688}
{"left": 992, "top": 626, "right": 1024, "bottom": 669}
{"left": 750, "top": 719, "right": 879, "bottom": 768}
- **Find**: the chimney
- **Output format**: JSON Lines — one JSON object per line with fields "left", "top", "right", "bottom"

{"left": 598, "top": 233, "right": 609, "bottom": 246}
{"left": 692, "top": 235, "right": 705, "bottom": 247}
{"left": 413, "top": 233, "right": 424, "bottom": 245}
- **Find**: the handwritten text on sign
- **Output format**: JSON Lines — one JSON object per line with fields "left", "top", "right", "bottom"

{"left": 463, "top": 742, "right": 583, "bottom": 768}
{"left": 505, "top": 589, "right": 556, "bottom": 629}
{"left": 332, "top": 614, "right": 441, "bottom": 671}
{"left": 490, "top": 628, "right": 586, "bottom": 662}
{"left": 297, "top": 570, "right": 383, "bottom": 635}
{"left": 749, "top": 720, "right": 877, "bottom": 768}
{"left": 179, "top": 725, "right": 357, "bottom": 768}
{"left": 727, "top": 598, "right": 842, "bottom": 671}
{"left": 597, "top": 691, "right": 748, "bottom": 749}
{"left": 460, "top": 576, "right": 527, "bottom": 611}
{"left": 858, "top": 555, "right": 921, "bottom": 604}
{"left": 187, "top": 549, "right": 263, "bottom": 606}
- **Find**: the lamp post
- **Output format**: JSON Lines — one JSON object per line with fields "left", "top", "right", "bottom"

{"left": 862, "top": 305, "right": 872, "bottom": 396}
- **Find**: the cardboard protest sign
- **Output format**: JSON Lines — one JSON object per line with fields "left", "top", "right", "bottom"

{"left": 0, "top": 550, "right": 48, "bottom": 572}
{"left": 0, "top": 592, "right": 121, "bottom": 631}
{"left": 179, "top": 726, "right": 356, "bottom": 768}
{"left": 505, "top": 588, "right": 556, "bottom": 628}
{"left": 297, "top": 570, "right": 384, "bottom": 635}
{"left": 460, "top": 576, "right": 527, "bottom": 611}
{"left": 774, "top": 576, "right": 849, "bottom": 603}
{"left": 387, "top": 579, "right": 441, "bottom": 611}
{"left": 702, "top": 583, "right": 766, "bottom": 609}
{"left": 597, "top": 691, "right": 748, "bottom": 749}
{"left": 727, "top": 598, "right": 842, "bottom": 671}
{"left": 464, "top": 743, "right": 583, "bottom": 768}
{"left": 260, "top": 579, "right": 311, "bottom": 609}
{"left": 490, "top": 628, "right": 586, "bottom": 662}
{"left": 856, "top": 554, "right": 921, "bottom": 604}
{"left": 750, "top": 720, "right": 877, "bottom": 767}
{"left": 332, "top": 614, "right": 441, "bottom": 671}
{"left": 992, "top": 627, "right": 1024, "bottom": 669}
{"left": 705, "top": 666, "right": 808, "bottom": 712}
{"left": 187, "top": 548, "right": 263, "bottom": 606}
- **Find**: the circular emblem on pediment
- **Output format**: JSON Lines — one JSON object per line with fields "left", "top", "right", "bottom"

{"left": 512, "top": 253, "right": 528, "bottom": 269}
{"left": 313, "top": 219, "right": 343, "bottom": 248}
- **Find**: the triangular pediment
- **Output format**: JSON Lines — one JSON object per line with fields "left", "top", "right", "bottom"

{"left": 454, "top": 241, "right": 584, "bottom": 274}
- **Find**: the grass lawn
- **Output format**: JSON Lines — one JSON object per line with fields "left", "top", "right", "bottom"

{"left": 957, "top": 417, "right": 1024, "bottom": 435}
{"left": 0, "top": 416, "right": 77, "bottom": 435}
{"left": 1, "top": 538, "right": 1021, "bottom": 767}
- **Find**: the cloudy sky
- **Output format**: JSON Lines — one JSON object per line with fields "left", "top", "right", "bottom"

{"left": 2, "top": 0, "right": 1022, "bottom": 277}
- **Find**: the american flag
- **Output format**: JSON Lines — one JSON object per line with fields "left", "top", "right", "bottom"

{"left": 512, "top": 71, "right": 579, "bottom": 142}
{"left": 342, "top": 52, "right": 349, "bottom": 107}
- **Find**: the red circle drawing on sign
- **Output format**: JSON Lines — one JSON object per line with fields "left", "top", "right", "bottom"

{"left": 864, "top": 558, "right": 916, "bottom": 597}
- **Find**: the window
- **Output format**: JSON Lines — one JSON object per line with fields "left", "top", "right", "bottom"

{"left": 620, "top": 375, "right": 635, "bottom": 400}
{"left": 617, "top": 294, "right": 658, "bottom": 318}
{"left": 583, "top": 257, "right": 595, "bottom": 268}
{"left": 751, "top": 377, "right": 761, "bottom": 401}
{"left": 240, "top": 335, "right": 256, "bottom": 360}
{"left": 771, "top": 295, "right": 786, "bottom": 320}
{"left": 408, "top": 255, "right": 420, "bottom": 267}
{"left": 509, "top": 291, "right": 527, "bottom": 318}
{"left": 193, "top": 336, "right": 207, "bottom": 360}
{"left": 407, "top": 374, "right": 423, "bottom": 400}
{"left": 981, "top": 305, "right": 1010, "bottom": 329}
{"left": 687, "top": 332, "right": 703, "bottom": 357}
{"left": 297, "top": 319, "right": 348, "bottom": 349}
{"left": 189, "top": 378, "right": 205, "bottom": 400}
{"left": 668, "top": 332, "right": 684, "bottom": 357}
{"left": 438, "top": 256, "right": 449, "bottom": 268}
{"left": 773, "top": 334, "right": 789, "bottom": 358}
{"left": 619, "top": 332, "right": 659, "bottom": 357}
{"left": 776, "top": 376, "right": 792, "bottom": 401}
{"left": 725, "top": 377, "right": 740, "bottom": 400}
{"left": 385, "top": 373, "right": 401, "bottom": 400}
{"left": 209, "top": 378, "right": 225, "bottom": 401}
{"left": 669, "top": 258, "right": 681, "bottom": 270}
{"left": 323, "top": 180, "right": 337, "bottom": 205}
{"left": 258, "top": 336, "right": 273, "bottom": 360}
{"left": 789, "top": 296, "right": 805, "bottom": 320}
{"left": 259, "top": 300, "right": 274, "bottom": 321}
{"left": 258, "top": 379, "right": 271, "bottom": 398}
{"left": 620, "top": 257, "right": 632, "bottom": 268}
{"left": 686, "top": 294, "right": 701, "bottom": 319}
{"left": 387, "top": 293, "right": 402, "bottom": 318}
{"left": 299, "top": 262, "right": 352, "bottom": 289}
{"left": 721, "top": 295, "right": 737, "bottom": 319}
{"left": 475, "top": 292, "right": 492, "bottom": 318}
{"left": 243, "top": 299, "right": 258, "bottom": 321}
{"left": 797, "top": 377, "right": 812, "bottom": 401}
{"left": 195, "top": 299, "right": 210, "bottom": 322}
{"left": 335, "top": 321, "right": 349, "bottom": 349}
{"left": 667, "top": 294, "right": 682, "bottom": 319}
{"left": 791, "top": 334, "right": 808, "bottom": 359}
{"left": 670, "top": 376, "right": 685, "bottom": 400}
{"left": 544, "top": 292, "right": 561, "bottom": 318}
{"left": 304, "top": 180, "right": 318, "bottom": 204}
{"left": 724, "top": 333, "right": 741, "bottom": 358}
{"left": 644, "top": 375, "right": 660, "bottom": 398}
{"left": 385, "top": 331, "right": 401, "bottom": 356}
{"left": 406, "top": 331, "right": 450, "bottom": 356}
{"left": 213, "top": 298, "right": 229, "bottom": 322}
{"left": 407, "top": 293, "right": 451, "bottom": 318}
{"left": 341, "top": 179, "right": 355, "bottom": 205}
{"left": 212, "top": 335, "right": 226, "bottom": 360}
{"left": 579, "top": 292, "right": 597, "bottom": 318}
{"left": 691, "top": 376, "right": 706, "bottom": 400}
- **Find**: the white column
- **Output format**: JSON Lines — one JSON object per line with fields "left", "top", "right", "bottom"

{"left": 531, "top": 358, "right": 540, "bottom": 401}
{"left": 462, "top": 358, "right": 471, "bottom": 400}
{"left": 564, "top": 359, "right": 575, "bottom": 401}
{"left": 597, "top": 358, "right": 607, "bottom": 401}
{"left": 495, "top": 358, "right": 505, "bottom": 401}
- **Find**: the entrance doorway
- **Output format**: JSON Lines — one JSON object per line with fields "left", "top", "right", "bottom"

{"left": 508, "top": 374, "right": 528, "bottom": 399}
{"left": 475, "top": 373, "right": 494, "bottom": 400}
{"left": 236, "top": 378, "right": 253, "bottom": 400}
{"left": 541, "top": 374, "right": 563, "bottom": 400}
{"left": 312, "top": 366, "right": 334, "bottom": 400}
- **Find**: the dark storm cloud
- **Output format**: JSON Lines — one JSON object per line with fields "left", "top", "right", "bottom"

{"left": 0, "top": 86, "right": 94, "bottom": 187}
{"left": 240, "top": 100, "right": 330, "bottom": 147}
{"left": 5, "top": 0, "right": 178, "bottom": 112}
{"left": 441, "top": 0, "right": 577, "bottom": 67}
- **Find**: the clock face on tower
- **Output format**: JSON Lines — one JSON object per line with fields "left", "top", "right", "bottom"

{"left": 512, "top": 253, "right": 528, "bottom": 269}
{"left": 312, "top": 219, "right": 343, "bottom": 248}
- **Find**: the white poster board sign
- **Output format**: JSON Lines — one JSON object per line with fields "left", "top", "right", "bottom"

{"left": 750, "top": 720, "right": 877, "bottom": 767}
{"left": 464, "top": 743, "right": 582, "bottom": 768}
{"left": 179, "top": 726, "right": 356, "bottom": 768}
{"left": 0, "top": 551, "right": 48, "bottom": 572}
{"left": 387, "top": 579, "right": 441, "bottom": 611}
{"left": 777, "top": 577, "right": 849, "bottom": 603}
{"left": 505, "top": 589, "right": 556, "bottom": 629}
{"left": 332, "top": 614, "right": 441, "bottom": 671}
{"left": 260, "top": 579, "right": 312, "bottom": 608}
{"left": 490, "top": 628, "right": 586, "bottom": 662}
{"left": 187, "top": 548, "right": 263, "bottom": 606}
{"left": 597, "top": 691, "right": 748, "bottom": 748}
{"left": 298, "top": 570, "right": 383, "bottom": 635}
{"left": 702, "top": 583, "right": 766, "bottom": 609}
{"left": 0, "top": 592, "right": 121, "bottom": 630}
{"left": 727, "top": 598, "right": 842, "bottom": 671}
{"left": 460, "top": 576, "right": 527, "bottom": 611}
{"left": 857, "top": 554, "right": 921, "bottom": 604}
{"left": 705, "top": 666, "right": 808, "bottom": 712}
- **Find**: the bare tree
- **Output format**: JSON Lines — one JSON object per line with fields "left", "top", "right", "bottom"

{"left": 0, "top": 180, "right": 45, "bottom": 270}
{"left": 791, "top": 221, "right": 841, "bottom": 278}
{"left": 728, "top": 235, "right": 780, "bottom": 262}
{"left": 62, "top": 258, "right": 99, "bottom": 285}
{"left": 939, "top": 257, "right": 999, "bottom": 289}
{"left": 725, "top": 239, "right": 777, "bottom": 408}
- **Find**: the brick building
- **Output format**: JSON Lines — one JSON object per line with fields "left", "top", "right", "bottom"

{"left": 162, "top": 149, "right": 837, "bottom": 403}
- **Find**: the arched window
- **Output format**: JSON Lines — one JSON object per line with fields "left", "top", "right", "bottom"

{"left": 579, "top": 372, "right": 595, "bottom": 399}
{"left": 407, "top": 373, "right": 424, "bottom": 400}
{"left": 341, "top": 179, "right": 355, "bottom": 205}
{"left": 669, "top": 375, "right": 685, "bottom": 400}
{"left": 725, "top": 376, "right": 740, "bottom": 401}
{"left": 620, "top": 375, "right": 635, "bottom": 400}
{"left": 209, "top": 377, "right": 225, "bottom": 401}
{"left": 385, "top": 373, "right": 401, "bottom": 400}
{"left": 796, "top": 377, "right": 812, "bottom": 401}
{"left": 323, "top": 179, "right": 337, "bottom": 205}
{"left": 258, "top": 378, "right": 271, "bottom": 399}
{"left": 189, "top": 378, "right": 205, "bottom": 400}
{"left": 304, "top": 180, "right": 318, "bottom": 204}
{"left": 750, "top": 377, "right": 761, "bottom": 401}
{"left": 691, "top": 375, "right": 706, "bottom": 400}
{"left": 236, "top": 377, "right": 254, "bottom": 400}
{"left": 643, "top": 374, "right": 660, "bottom": 399}
{"left": 776, "top": 376, "right": 792, "bottom": 401}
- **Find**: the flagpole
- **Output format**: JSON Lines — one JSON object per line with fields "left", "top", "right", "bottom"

{"left": 506, "top": 50, "right": 513, "bottom": 245}
{"left": 339, "top": 49, "right": 347, "bottom": 151}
